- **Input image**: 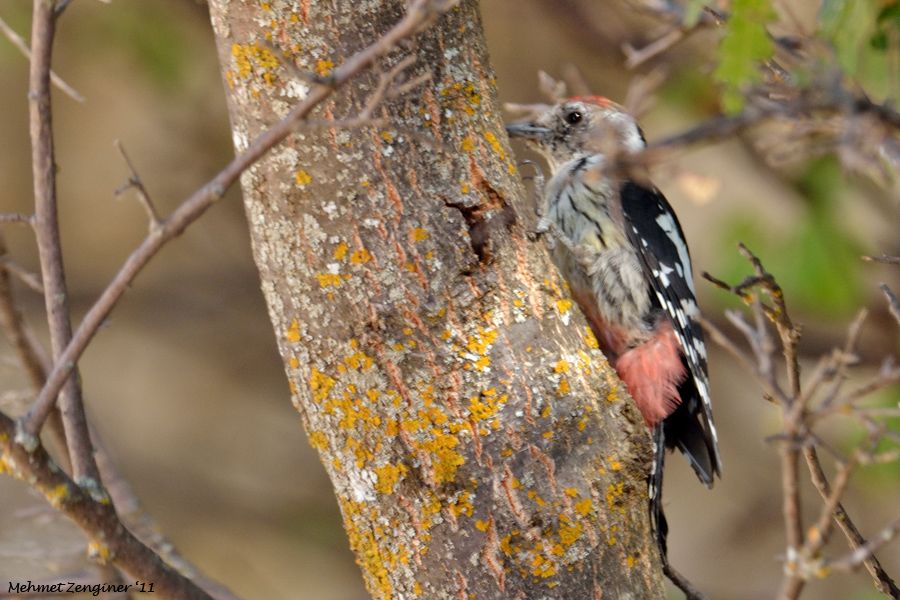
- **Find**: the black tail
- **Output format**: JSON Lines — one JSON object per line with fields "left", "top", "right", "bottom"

{"left": 665, "top": 370, "right": 721, "bottom": 486}
{"left": 650, "top": 424, "right": 669, "bottom": 558}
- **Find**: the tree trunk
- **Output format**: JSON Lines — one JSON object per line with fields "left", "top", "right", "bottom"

{"left": 207, "top": 1, "right": 665, "bottom": 598}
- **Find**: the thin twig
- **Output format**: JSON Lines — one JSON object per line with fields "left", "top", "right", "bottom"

{"left": 697, "top": 315, "right": 759, "bottom": 376}
{"left": 0, "top": 233, "right": 70, "bottom": 470}
{"left": 736, "top": 243, "right": 801, "bottom": 399}
{"left": 826, "top": 515, "right": 900, "bottom": 574}
{"left": 0, "top": 235, "right": 49, "bottom": 393}
{"left": 561, "top": 63, "right": 592, "bottom": 98}
{"left": 705, "top": 245, "right": 900, "bottom": 598}
{"left": 0, "top": 14, "right": 84, "bottom": 103}
{"left": 663, "top": 561, "right": 708, "bottom": 600}
{"left": 0, "top": 212, "right": 35, "bottom": 225}
{"left": 28, "top": 0, "right": 100, "bottom": 484}
{"left": 623, "top": 27, "right": 684, "bottom": 69}
{"left": 778, "top": 438, "right": 804, "bottom": 598}
{"left": 814, "top": 364, "right": 900, "bottom": 421}
{"left": 803, "top": 444, "right": 900, "bottom": 597}
{"left": 863, "top": 254, "right": 900, "bottom": 266}
{"left": 113, "top": 140, "right": 162, "bottom": 232}
{"left": 358, "top": 54, "right": 418, "bottom": 120}
{"left": 609, "top": 95, "right": 900, "bottom": 173}
{"left": 880, "top": 284, "right": 900, "bottom": 327}
{"left": 0, "top": 256, "right": 44, "bottom": 293}
{"left": 91, "top": 427, "right": 243, "bottom": 600}
{"left": 806, "top": 448, "right": 862, "bottom": 559}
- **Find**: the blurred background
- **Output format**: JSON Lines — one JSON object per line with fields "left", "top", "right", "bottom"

{"left": 0, "top": 1, "right": 896, "bottom": 599}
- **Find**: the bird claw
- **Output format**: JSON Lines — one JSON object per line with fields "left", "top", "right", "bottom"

{"left": 526, "top": 228, "right": 546, "bottom": 243}
{"left": 528, "top": 217, "right": 558, "bottom": 248}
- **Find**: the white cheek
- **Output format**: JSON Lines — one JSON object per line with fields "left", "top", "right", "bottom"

{"left": 606, "top": 111, "right": 645, "bottom": 153}
{"left": 623, "top": 127, "right": 645, "bottom": 153}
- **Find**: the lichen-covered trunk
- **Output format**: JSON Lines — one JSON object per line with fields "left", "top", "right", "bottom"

{"left": 207, "top": 1, "right": 665, "bottom": 598}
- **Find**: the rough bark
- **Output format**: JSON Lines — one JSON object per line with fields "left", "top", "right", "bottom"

{"left": 207, "top": 1, "right": 665, "bottom": 598}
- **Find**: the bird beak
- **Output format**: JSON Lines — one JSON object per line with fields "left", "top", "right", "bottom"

{"left": 505, "top": 122, "right": 551, "bottom": 142}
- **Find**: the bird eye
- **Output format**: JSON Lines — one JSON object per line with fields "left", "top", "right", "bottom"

{"left": 565, "top": 111, "right": 583, "bottom": 125}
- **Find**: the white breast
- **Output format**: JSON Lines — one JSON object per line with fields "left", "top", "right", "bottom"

{"left": 543, "top": 155, "right": 652, "bottom": 338}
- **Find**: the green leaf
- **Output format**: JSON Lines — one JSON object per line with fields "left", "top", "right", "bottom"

{"left": 870, "top": 2, "right": 900, "bottom": 50}
{"left": 817, "top": 0, "right": 894, "bottom": 98}
{"left": 714, "top": 0, "right": 776, "bottom": 113}
{"left": 819, "top": 0, "right": 876, "bottom": 73}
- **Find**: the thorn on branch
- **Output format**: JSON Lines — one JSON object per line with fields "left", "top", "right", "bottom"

{"left": 357, "top": 55, "right": 422, "bottom": 122}
{"left": 537, "top": 70, "right": 567, "bottom": 102}
{"left": 0, "top": 256, "right": 44, "bottom": 294}
{"left": 0, "top": 213, "right": 36, "bottom": 227}
{"left": 0, "top": 15, "right": 85, "bottom": 103}
{"left": 561, "top": 63, "right": 591, "bottom": 98}
{"left": 113, "top": 140, "right": 162, "bottom": 233}
{"left": 623, "top": 28, "right": 684, "bottom": 70}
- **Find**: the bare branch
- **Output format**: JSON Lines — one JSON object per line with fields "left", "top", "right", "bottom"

{"left": 538, "top": 69, "right": 567, "bottom": 102}
{"left": 806, "top": 448, "right": 863, "bottom": 559}
{"left": 609, "top": 94, "right": 900, "bottom": 175}
{"left": 561, "top": 63, "right": 592, "bottom": 98}
{"left": 623, "top": 66, "right": 667, "bottom": 117}
{"left": 705, "top": 245, "right": 900, "bottom": 598}
{"left": 697, "top": 315, "right": 759, "bottom": 376}
{"left": 27, "top": 0, "right": 100, "bottom": 484}
{"left": 0, "top": 14, "right": 84, "bottom": 103}
{"left": 18, "top": 0, "right": 460, "bottom": 456}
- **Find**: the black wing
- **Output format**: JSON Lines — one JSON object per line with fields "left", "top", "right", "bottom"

{"left": 620, "top": 181, "right": 721, "bottom": 484}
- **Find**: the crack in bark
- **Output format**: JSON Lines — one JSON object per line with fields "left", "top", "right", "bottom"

{"left": 443, "top": 189, "right": 515, "bottom": 265}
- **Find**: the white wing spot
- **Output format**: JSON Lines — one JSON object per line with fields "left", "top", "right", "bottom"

{"left": 655, "top": 212, "right": 696, "bottom": 294}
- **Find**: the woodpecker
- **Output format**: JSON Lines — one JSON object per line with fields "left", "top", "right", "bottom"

{"left": 506, "top": 96, "right": 721, "bottom": 555}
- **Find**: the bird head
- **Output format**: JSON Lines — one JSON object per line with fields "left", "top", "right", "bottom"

{"left": 506, "top": 97, "right": 646, "bottom": 172}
